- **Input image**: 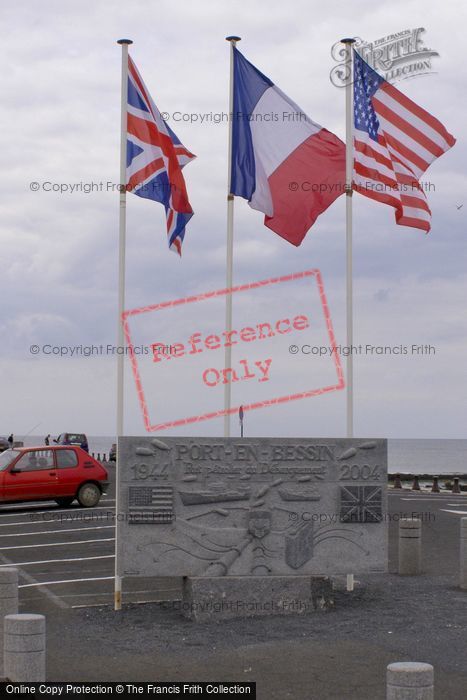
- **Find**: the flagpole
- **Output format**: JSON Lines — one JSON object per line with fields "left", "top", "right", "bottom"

{"left": 341, "top": 38, "right": 355, "bottom": 440}
{"left": 224, "top": 35, "right": 241, "bottom": 438}
{"left": 114, "top": 37, "right": 132, "bottom": 612}
{"left": 342, "top": 38, "right": 355, "bottom": 595}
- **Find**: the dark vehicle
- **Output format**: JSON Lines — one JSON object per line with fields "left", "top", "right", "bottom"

{"left": 0, "top": 446, "right": 108, "bottom": 507}
{"left": 109, "top": 443, "right": 116, "bottom": 462}
{"left": 0, "top": 437, "right": 9, "bottom": 453}
{"left": 54, "top": 433, "right": 89, "bottom": 452}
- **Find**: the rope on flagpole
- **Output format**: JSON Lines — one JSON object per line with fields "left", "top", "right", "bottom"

{"left": 114, "top": 37, "right": 133, "bottom": 612}
{"left": 224, "top": 36, "right": 241, "bottom": 438}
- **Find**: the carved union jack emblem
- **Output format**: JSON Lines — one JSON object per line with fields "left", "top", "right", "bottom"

{"left": 340, "top": 486, "right": 383, "bottom": 523}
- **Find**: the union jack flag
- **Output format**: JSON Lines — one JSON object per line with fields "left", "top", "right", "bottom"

{"left": 340, "top": 485, "right": 383, "bottom": 523}
{"left": 126, "top": 56, "right": 195, "bottom": 255}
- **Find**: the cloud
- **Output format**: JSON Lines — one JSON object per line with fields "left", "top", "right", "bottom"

{"left": 0, "top": 0, "right": 465, "bottom": 437}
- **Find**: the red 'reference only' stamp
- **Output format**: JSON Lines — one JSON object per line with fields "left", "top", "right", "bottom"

{"left": 122, "top": 270, "right": 344, "bottom": 431}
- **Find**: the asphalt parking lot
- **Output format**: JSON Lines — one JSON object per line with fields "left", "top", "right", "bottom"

{"left": 1, "top": 472, "right": 466, "bottom": 614}
{"left": 2, "top": 478, "right": 467, "bottom": 696}
{"left": 0, "top": 464, "right": 180, "bottom": 612}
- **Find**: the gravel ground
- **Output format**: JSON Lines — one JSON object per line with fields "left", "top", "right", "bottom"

{"left": 45, "top": 573, "right": 467, "bottom": 699}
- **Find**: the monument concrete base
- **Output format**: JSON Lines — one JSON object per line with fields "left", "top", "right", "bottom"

{"left": 181, "top": 575, "right": 334, "bottom": 622}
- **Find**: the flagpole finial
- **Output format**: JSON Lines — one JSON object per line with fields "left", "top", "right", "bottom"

{"left": 226, "top": 36, "right": 241, "bottom": 43}
{"left": 117, "top": 39, "right": 133, "bottom": 45}
{"left": 340, "top": 37, "right": 356, "bottom": 44}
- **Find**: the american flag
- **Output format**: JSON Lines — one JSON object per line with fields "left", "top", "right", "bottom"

{"left": 353, "top": 51, "right": 455, "bottom": 232}
{"left": 128, "top": 485, "right": 174, "bottom": 524}
{"left": 126, "top": 56, "right": 195, "bottom": 255}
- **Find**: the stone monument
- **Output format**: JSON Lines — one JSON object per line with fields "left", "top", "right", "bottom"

{"left": 116, "top": 437, "right": 387, "bottom": 619}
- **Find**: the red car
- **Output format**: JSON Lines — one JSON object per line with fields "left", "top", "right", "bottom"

{"left": 0, "top": 446, "right": 109, "bottom": 508}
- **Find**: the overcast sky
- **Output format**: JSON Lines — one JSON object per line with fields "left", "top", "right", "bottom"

{"left": 1, "top": 1, "right": 465, "bottom": 440}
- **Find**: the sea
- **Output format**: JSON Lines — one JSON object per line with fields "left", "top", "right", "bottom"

{"left": 12, "top": 436, "right": 467, "bottom": 475}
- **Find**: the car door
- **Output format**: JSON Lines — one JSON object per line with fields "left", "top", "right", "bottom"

{"left": 54, "top": 448, "right": 81, "bottom": 496}
{"left": 2, "top": 449, "right": 58, "bottom": 503}
{"left": 0, "top": 450, "right": 19, "bottom": 500}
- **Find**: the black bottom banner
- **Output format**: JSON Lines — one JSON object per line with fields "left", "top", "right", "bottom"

{"left": 0, "top": 683, "right": 256, "bottom": 698}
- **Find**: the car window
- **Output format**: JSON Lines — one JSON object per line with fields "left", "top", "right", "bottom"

{"left": 68, "top": 434, "right": 85, "bottom": 443}
{"left": 15, "top": 450, "right": 55, "bottom": 471}
{"left": 0, "top": 450, "right": 19, "bottom": 471}
{"left": 56, "top": 449, "right": 78, "bottom": 469}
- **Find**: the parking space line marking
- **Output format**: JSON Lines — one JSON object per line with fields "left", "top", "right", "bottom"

{"left": 70, "top": 603, "right": 115, "bottom": 609}
{"left": 0, "top": 520, "right": 114, "bottom": 528}
{"left": 70, "top": 596, "right": 181, "bottom": 609}
{"left": 0, "top": 526, "right": 114, "bottom": 538}
{"left": 391, "top": 493, "right": 467, "bottom": 498}
{"left": 399, "top": 497, "right": 460, "bottom": 501}
{"left": 71, "top": 604, "right": 113, "bottom": 609}
{"left": 0, "top": 506, "right": 114, "bottom": 518}
{"left": 19, "top": 576, "right": 115, "bottom": 588}
{"left": 0, "top": 538, "right": 115, "bottom": 550}
{"left": 60, "top": 589, "right": 181, "bottom": 602}
{"left": 0, "top": 555, "right": 115, "bottom": 567}
{"left": 0, "top": 551, "right": 69, "bottom": 610}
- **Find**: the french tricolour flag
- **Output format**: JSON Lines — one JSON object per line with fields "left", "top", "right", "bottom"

{"left": 231, "top": 48, "right": 346, "bottom": 246}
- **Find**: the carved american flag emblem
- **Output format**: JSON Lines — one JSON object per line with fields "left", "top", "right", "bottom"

{"left": 339, "top": 486, "right": 383, "bottom": 523}
{"left": 128, "top": 485, "right": 174, "bottom": 524}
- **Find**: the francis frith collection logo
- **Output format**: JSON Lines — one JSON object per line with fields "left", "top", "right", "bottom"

{"left": 330, "top": 28, "right": 439, "bottom": 87}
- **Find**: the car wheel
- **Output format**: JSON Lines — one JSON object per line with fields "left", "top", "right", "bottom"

{"left": 55, "top": 497, "right": 74, "bottom": 507}
{"left": 77, "top": 482, "right": 101, "bottom": 508}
